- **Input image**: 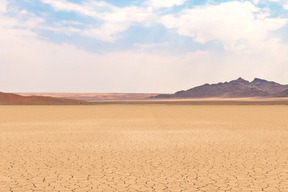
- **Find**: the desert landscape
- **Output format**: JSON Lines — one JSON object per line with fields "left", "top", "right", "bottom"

{"left": 1, "top": 104, "right": 288, "bottom": 191}
{"left": 2, "top": 0, "right": 288, "bottom": 191}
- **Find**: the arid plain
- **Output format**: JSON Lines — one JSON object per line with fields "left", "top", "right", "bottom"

{"left": 1, "top": 104, "right": 288, "bottom": 192}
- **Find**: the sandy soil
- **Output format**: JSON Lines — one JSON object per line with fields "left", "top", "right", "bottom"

{"left": 0, "top": 105, "right": 288, "bottom": 192}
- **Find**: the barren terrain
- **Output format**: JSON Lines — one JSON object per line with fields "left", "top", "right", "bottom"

{"left": 1, "top": 105, "right": 288, "bottom": 191}
{"left": 0, "top": 92, "right": 85, "bottom": 105}
{"left": 16, "top": 93, "right": 158, "bottom": 101}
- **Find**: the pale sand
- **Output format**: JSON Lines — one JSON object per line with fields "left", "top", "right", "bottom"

{"left": 0, "top": 105, "right": 288, "bottom": 192}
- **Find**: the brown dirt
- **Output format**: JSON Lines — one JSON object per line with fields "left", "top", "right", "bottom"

{"left": 0, "top": 105, "right": 288, "bottom": 191}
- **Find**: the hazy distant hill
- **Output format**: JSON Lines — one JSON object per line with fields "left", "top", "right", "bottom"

{"left": 153, "top": 78, "right": 288, "bottom": 99}
{"left": 17, "top": 93, "right": 158, "bottom": 101}
{"left": 0, "top": 92, "right": 85, "bottom": 105}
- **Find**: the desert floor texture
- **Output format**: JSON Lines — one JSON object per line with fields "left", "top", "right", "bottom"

{"left": 0, "top": 105, "right": 288, "bottom": 192}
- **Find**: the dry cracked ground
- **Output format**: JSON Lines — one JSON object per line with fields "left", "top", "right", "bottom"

{"left": 0, "top": 105, "right": 288, "bottom": 192}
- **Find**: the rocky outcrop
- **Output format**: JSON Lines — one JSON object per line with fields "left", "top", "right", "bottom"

{"left": 153, "top": 78, "right": 288, "bottom": 98}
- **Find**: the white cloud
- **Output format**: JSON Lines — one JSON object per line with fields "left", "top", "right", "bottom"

{"left": 17, "top": 9, "right": 45, "bottom": 28}
{"left": 134, "top": 43, "right": 167, "bottom": 48}
{"left": 10, "top": 0, "right": 288, "bottom": 45}
{"left": 252, "top": 0, "right": 260, "bottom": 4}
{"left": 0, "top": 0, "right": 7, "bottom": 13}
{"left": 1, "top": 9, "right": 288, "bottom": 93}
{"left": 1, "top": 0, "right": 288, "bottom": 93}
{"left": 41, "top": 0, "right": 108, "bottom": 18}
{"left": 161, "top": 1, "right": 287, "bottom": 50}
{"left": 0, "top": 20, "right": 189, "bottom": 92}
{"left": 82, "top": 5, "right": 157, "bottom": 41}
{"left": 0, "top": 7, "right": 183, "bottom": 92}
{"left": 82, "top": 23, "right": 128, "bottom": 42}
{"left": 145, "top": 0, "right": 186, "bottom": 9}
{"left": 41, "top": 0, "right": 158, "bottom": 42}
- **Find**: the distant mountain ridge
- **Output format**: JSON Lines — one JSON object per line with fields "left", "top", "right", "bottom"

{"left": 153, "top": 78, "right": 288, "bottom": 99}
{"left": 0, "top": 92, "right": 85, "bottom": 105}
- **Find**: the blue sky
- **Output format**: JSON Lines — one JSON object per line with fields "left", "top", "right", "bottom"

{"left": 0, "top": 0, "right": 288, "bottom": 92}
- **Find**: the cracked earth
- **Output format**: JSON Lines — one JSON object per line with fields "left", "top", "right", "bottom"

{"left": 0, "top": 105, "right": 288, "bottom": 192}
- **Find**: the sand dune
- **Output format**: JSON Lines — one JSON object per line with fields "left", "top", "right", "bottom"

{"left": 1, "top": 105, "right": 288, "bottom": 191}
{"left": 0, "top": 92, "right": 85, "bottom": 105}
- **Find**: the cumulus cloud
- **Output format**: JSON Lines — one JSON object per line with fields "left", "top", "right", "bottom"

{"left": 82, "top": 23, "right": 128, "bottom": 42}
{"left": 81, "top": 5, "right": 157, "bottom": 42}
{"left": 0, "top": 21, "right": 195, "bottom": 92}
{"left": 1, "top": 0, "right": 288, "bottom": 92}
{"left": 41, "top": 0, "right": 158, "bottom": 42}
{"left": 0, "top": 0, "right": 7, "bottom": 13}
{"left": 0, "top": 6, "right": 185, "bottom": 92}
{"left": 2, "top": 23, "right": 288, "bottom": 93}
{"left": 145, "top": 0, "right": 186, "bottom": 9}
{"left": 1, "top": 9, "right": 288, "bottom": 93}
{"left": 161, "top": 1, "right": 287, "bottom": 50}
{"left": 41, "top": 0, "right": 111, "bottom": 18}
{"left": 39, "top": 0, "right": 287, "bottom": 45}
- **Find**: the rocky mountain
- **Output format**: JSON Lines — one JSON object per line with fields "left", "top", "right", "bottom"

{"left": 276, "top": 89, "right": 288, "bottom": 97}
{"left": 0, "top": 92, "right": 85, "bottom": 105}
{"left": 154, "top": 78, "right": 288, "bottom": 99}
